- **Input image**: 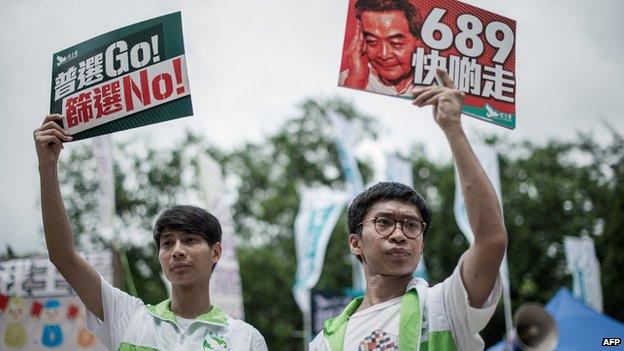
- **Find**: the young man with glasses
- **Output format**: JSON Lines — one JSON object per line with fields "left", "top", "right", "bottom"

{"left": 310, "top": 68, "right": 507, "bottom": 350}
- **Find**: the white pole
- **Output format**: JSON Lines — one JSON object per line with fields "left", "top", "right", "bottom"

{"left": 303, "top": 311, "right": 311, "bottom": 351}
{"left": 501, "top": 254, "right": 513, "bottom": 344}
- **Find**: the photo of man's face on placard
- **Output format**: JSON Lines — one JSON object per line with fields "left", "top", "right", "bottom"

{"left": 339, "top": 0, "right": 421, "bottom": 97}
{"left": 338, "top": 0, "right": 518, "bottom": 129}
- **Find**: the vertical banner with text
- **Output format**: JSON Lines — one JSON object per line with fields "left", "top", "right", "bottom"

{"left": 328, "top": 112, "right": 367, "bottom": 293}
{"left": 50, "top": 12, "right": 193, "bottom": 141}
{"left": 198, "top": 154, "right": 245, "bottom": 320}
{"left": 564, "top": 236, "right": 603, "bottom": 312}
{"left": 293, "top": 187, "right": 348, "bottom": 315}
{"left": 91, "top": 135, "right": 115, "bottom": 240}
{"left": 339, "top": 0, "right": 516, "bottom": 128}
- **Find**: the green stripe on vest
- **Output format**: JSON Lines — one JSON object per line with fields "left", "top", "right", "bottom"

{"left": 323, "top": 289, "right": 421, "bottom": 351}
{"left": 118, "top": 342, "right": 159, "bottom": 351}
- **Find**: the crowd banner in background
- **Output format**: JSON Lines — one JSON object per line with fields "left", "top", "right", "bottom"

{"left": 328, "top": 111, "right": 367, "bottom": 293}
{"left": 91, "top": 135, "right": 138, "bottom": 296}
{"left": 0, "top": 251, "right": 113, "bottom": 350}
{"left": 385, "top": 153, "right": 428, "bottom": 280}
{"left": 452, "top": 141, "right": 513, "bottom": 337}
{"left": 292, "top": 187, "right": 348, "bottom": 315}
{"left": 385, "top": 153, "right": 413, "bottom": 186}
{"left": 328, "top": 112, "right": 365, "bottom": 197}
{"left": 50, "top": 11, "right": 193, "bottom": 141}
{"left": 91, "top": 135, "right": 115, "bottom": 239}
{"left": 198, "top": 154, "right": 246, "bottom": 320}
{"left": 293, "top": 187, "right": 347, "bottom": 346}
{"left": 564, "top": 236, "right": 603, "bottom": 312}
{"left": 339, "top": 0, "right": 517, "bottom": 128}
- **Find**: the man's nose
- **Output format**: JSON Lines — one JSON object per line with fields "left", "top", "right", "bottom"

{"left": 172, "top": 240, "right": 187, "bottom": 258}
{"left": 380, "top": 42, "right": 392, "bottom": 59}
{"left": 388, "top": 222, "right": 408, "bottom": 242}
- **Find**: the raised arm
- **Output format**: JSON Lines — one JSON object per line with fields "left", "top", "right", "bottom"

{"left": 34, "top": 114, "right": 104, "bottom": 320}
{"left": 412, "top": 69, "right": 507, "bottom": 307}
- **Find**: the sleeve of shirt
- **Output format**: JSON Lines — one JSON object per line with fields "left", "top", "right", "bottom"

{"left": 443, "top": 254, "right": 502, "bottom": 349}
{"left": 85, "top": 274, "right": 145, "bottom": 350}
{"left": 309, "top": 331, "right": 329, "bottom": 351}
{"left": 250, "top": 327, "right": 269, "bottom": 351}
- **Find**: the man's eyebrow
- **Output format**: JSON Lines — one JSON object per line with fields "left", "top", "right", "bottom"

{"left": 371, "top": 210, "right": 397, "bottom": 216}
{"left": 176, "top": 232, "right": 204, "bottom": 239}
{"left": 362, "top": 32, "right": 407, "bottom": 41}
{"left": 372, "top": 210, "right": 419, "bottom": 218}
{"left": 387, "top": 33, "right": 407, "bottom": 40}
{"left": 362, "top": 31, "right": 380, "bottom": 38}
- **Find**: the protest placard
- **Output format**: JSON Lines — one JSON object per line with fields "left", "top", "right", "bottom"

{"left": 50, "top": 12, "right": 192, "bottom": 141}
{"left": 339, "top": 0, "right": 516, "bottom": 128}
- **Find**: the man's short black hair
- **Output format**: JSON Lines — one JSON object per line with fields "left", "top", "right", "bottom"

{"left": 153, "top": 205, "right": 222, "bottom": 248}
{"left": 355, "top": 0, "right": 422, "bottom": 38}
{"left": 348, "top": 182, "right": 432, "bottom": 238}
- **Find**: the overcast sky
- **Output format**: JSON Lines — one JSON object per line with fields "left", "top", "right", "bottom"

{"left": 1, "top": 0, "right": 623, "bottom": 254}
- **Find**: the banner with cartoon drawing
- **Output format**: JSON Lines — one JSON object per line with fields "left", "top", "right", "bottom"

{"left": 0, "top": 251, "right": 113, "bottom": 350}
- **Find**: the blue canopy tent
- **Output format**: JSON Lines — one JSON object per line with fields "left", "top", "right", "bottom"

{"left": 488, "top": 288, "right": 624, "bottom": 350}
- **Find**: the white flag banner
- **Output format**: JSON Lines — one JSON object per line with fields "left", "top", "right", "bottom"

{"left": 328, "top": 112, "right": 364, "bottom": 196}
{"left": 564, "top": 236, "right": 603, "bottom": 311}
{"left": 292, "top": 187, "right": 348, "bottom": 314}
{"left": 198, "top": 154, "right": 245, "bottom": 320}
{"left": 91, "top": 135, "right": 115, "bottom": 239}
{"left": 328, "top": 112, "right": 367, "bottom": 292}
{"left": 385, "top": 153, "right": 413, "bottom": 186}
{"left": 452, "top": 141, "right": 513, "bottom": 336}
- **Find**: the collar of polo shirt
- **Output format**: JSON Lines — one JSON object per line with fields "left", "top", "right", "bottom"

{"left": 146, "top": 299, "right": 229, "bottom": 327}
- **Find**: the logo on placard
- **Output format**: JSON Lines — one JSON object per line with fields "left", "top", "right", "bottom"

{"left": 485, "top": 104, "right": 500, "bottom": 119}
{"left": 56, "top": 50, "right": 78, "bottom": 66}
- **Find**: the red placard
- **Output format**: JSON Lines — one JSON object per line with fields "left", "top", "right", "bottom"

{"left": 339, "top": 0, "right": 517, "bottom": 129}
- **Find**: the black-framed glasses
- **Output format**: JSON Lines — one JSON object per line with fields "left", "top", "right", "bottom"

{"left": 357, "top": 216, "right": 426, "bottom": 239}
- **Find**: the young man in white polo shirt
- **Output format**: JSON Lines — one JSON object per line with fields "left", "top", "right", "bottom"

{"left": 310, "top": 68, "right": 508, "bottom": 351}
{"left": 34, "top": 118, "right": 267, "bottom": 350}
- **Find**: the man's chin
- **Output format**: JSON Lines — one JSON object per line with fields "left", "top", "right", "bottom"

{"left": 380, "top": 261, "right": 419, "bottom": 277}
{"left": 373, "top": 69, "right": 413, "bottom": 87}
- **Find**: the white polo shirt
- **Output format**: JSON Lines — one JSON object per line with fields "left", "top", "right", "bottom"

{"left": 87, "top": 276, "right": 267, "bottom": 351}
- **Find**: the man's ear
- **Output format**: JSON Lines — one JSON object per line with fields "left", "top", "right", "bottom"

{"left": 211, "top": 242, "right": 222, "bottom": 264}
{"left": 348, "top": 233, "right": 363, "bottom": 257}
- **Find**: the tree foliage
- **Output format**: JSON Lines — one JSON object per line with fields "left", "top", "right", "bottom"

{"left": 53, "top": 98, "right": 624, "bottom": 349}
